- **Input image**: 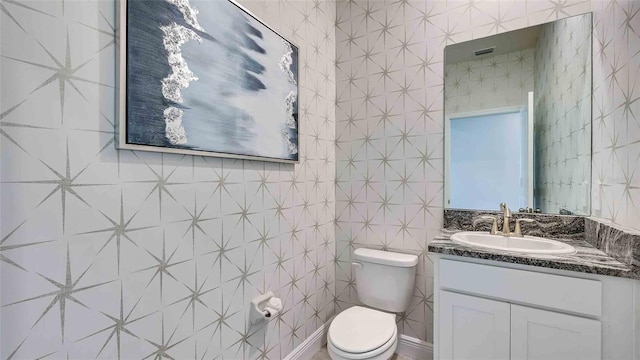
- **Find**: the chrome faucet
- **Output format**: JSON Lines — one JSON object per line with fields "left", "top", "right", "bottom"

{"left": 500, "top": 202, "right": 512, "bottom": 235}
{"left": 500, "top": 203, "right": 535, "bottom": 237}
{"left": 500, "top": 203, "right": 511, "bottom": 236}
{"left": 470, "top": 203, "right": 512, "bottom": 236}
{"left": 471, "top": 203, "right": 535, "bottom": 237}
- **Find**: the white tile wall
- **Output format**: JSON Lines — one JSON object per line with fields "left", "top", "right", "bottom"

{"left": 336, "top": 0, "right": 640, "bottom": 345}
{"left": 1, "top": 0, "right": 639, "bottom": 355}
{"left": 591, "top": 0, "right": 640, "bottom": 229}
{"left": 445, "top": 48, "right": 535, "bottom": 114}
{"left": 534, "top": 14, "right": 592, "bottom": 215}
{"left": 0, "top": 0, "right": 336, "bottom": 358}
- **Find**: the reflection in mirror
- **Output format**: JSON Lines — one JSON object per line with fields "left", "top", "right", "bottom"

{"left": 444, "top": 13, "right": 592, "bottom": 216}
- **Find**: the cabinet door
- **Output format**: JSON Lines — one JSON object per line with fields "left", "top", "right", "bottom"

{"left": 511, "top": 304, "right": 601, "bottom": 360}
{"left": 439, "top": 291, "right": 510, "bottom": 360}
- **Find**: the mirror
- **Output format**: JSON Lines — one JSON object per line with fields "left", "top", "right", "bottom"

{"left": 444, "top": 13, "right": 592, "bottom": 216}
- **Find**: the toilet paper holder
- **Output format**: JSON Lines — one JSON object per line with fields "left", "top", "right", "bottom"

{"left": 250, "top": 291, "right": 283, "bottom": 325}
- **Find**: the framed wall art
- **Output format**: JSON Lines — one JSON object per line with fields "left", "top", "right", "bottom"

{"left": 118, "top": 0, "right": 299, "bottom": 163}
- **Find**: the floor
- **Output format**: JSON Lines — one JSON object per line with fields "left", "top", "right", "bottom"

{"left": 310, "top": 346, "right": 412, "bottom": 360}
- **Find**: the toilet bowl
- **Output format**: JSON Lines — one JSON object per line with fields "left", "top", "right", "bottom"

{"left": 327, "top": 306, "right": 398, "bottom": 360}
{"left": 326, "top": 248, "right": 418, "bottom": 360}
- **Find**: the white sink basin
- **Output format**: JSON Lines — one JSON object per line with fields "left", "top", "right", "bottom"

{"left": 450, "top": 231, "right": 576, "bottom": 255}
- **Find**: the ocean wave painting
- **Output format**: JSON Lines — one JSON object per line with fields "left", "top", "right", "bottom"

{"left": 123, "top": 0, "right": 299, "bottom": 162}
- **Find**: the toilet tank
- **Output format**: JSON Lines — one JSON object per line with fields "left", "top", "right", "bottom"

{"left": 353, "top": 248, "right": 418, "bottom": 313}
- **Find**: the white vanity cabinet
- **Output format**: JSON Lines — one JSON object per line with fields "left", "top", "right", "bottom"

{"left": 510, "top": 305, "right": 601, "bottom": 360}
{"left": 433, "top": 256, "right": 639, "bottom": 360}
{"left": 439, "top": 291, "right": 510, "bottom": 360}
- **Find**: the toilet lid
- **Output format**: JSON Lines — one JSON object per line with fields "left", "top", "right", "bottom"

{"left": 329, "top": 306, "right": 396, "bottom": 354}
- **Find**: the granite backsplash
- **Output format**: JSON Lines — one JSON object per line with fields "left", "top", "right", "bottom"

{"left": 443, "top": 209, "right": 585, "bottom": 240}
{"left": 443, "top": 209, "right": 640, "bottom": 269}
{"left": 585, "top": 218, "right": 640, "bottom": 268}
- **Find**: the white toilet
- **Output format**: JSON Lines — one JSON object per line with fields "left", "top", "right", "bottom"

{"left": 327, "top": 248, "right": 419, "bottom": 360}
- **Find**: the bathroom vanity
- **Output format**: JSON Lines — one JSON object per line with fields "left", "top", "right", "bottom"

{"left": 430, "top": 233, "right": 640, "bottom": 360}
{"left": 436, "top": 9, "right": 640, "bottom": 359}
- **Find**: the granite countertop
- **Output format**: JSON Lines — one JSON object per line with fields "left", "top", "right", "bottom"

{"left": 428, "top": 230, "right": 640, "bottom": 280}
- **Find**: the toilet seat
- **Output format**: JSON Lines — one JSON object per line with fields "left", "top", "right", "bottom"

{"left": 327, "top": 328, "right": 397, "bottom": 360}
{"left": 327, "top": 306, "right": 398, "bottom": 360}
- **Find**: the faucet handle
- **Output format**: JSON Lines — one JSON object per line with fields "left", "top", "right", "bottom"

{"left": 473, "top": 215, "right": 499, "bottom": 235}
{"left": 514, "top": 218, "right": 535, "bottom": 237}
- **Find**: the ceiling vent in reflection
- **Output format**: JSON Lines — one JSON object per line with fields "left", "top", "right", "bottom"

{"left": 474, "top": 47, "right": 495, "bottom": 56}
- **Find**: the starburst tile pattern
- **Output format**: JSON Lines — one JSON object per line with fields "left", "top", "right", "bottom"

{"left": 2, "top": 0, "right": 640, "bottom": 355}
{"left": 534, "top": 15, "right": 592, "bottom": 215}
{"left": 0, "top": 0, "right": 336, "bottom": 358}
{"left": 592, "top": 0, "right": 640, "bottom": 229}
{"left": 336, "top": 0, "right": 639, "bottom": 345}
{"left": 445, "top": 48, "right": 535, "bottom": 114}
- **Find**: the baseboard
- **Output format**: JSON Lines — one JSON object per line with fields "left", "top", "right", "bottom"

{"left": 283, "top": 321, "right": 433, "bottom": 360}
{"left": 283, "top": 319, "right": 332, "bottom": 360}
{"left": 397, "top": 334, "right": 433, "bottom": 360}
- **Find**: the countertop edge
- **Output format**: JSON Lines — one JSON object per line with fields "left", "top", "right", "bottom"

{"left": 428, "top": 233, "right": 640, "bottom": 280}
